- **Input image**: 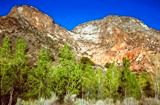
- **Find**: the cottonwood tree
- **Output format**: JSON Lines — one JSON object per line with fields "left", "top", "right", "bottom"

{"left": 0, "top": 37, "right": 54, "bottom": 105}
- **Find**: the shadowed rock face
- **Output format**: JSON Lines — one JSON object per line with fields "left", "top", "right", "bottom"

{"left": 0, "top": 5, "right": 160, "bottom": 72}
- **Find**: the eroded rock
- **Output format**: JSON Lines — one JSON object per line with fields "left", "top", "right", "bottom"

{"left": 0, "top": 5, "right": 160, "bottom": 72}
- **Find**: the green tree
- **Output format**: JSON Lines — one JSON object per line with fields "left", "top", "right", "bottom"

{"left": 0, "top": 37, "right": 54, "bottom": 105}
{"left": 81, "top": 64, "right": 97, "bottom": 99}
{"left": 26, "top": 49, "right": 54, "bottom": 99}
{"left": 104, "top": 63, "right": 121, "bottom": 99}
{"left": 52, "top": 44, "right": 82, "bottom": 101}
{"left": 120, "top": 58, "right": 141, "bottom": 99}
{"left": 0, "top": 37, "right": 28, "bottom": 105}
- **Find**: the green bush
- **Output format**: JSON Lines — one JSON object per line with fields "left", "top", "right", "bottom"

{"left": 137, "top": 72, "right": 154, "bottom": 97}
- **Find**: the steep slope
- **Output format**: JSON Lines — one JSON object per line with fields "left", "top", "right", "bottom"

{"left": 0, "top": 5, "right": 160, "bottom": 72}
{"left": 72, "top": 16, "right": 160, "bottom": 72}
{"left": 0, "top": 5, "right": 75, "bottom": 65}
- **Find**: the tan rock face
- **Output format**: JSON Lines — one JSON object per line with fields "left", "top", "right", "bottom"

{"left": 0, "top": 5, "right": 160, "bottom": 72}
{"left": 0, "top": 6, "right": 74, "bottom": 65}
{"left": 72, "top": 16, "right": 160, "bottom": 72}
{"left": 8, "top": 5, "right": 54, "bottom": 32}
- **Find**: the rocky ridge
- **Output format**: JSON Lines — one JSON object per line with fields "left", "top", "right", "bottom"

{"left": 0, "top": 5, "right": 160, "bottom": 72}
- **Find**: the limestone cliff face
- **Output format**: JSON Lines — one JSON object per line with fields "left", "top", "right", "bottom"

{"left": 0, "top": 5, "right": 160, "bottom": 72}
{"left": 72, "top": 16, "right": 160, "bottom": 72}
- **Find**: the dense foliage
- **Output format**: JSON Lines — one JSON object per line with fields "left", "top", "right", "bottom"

{"left": 0, "top": 37, "right": 28, "bottom": 105}
{"left": 0, "top": 37, "right": 159, "bottom": 105}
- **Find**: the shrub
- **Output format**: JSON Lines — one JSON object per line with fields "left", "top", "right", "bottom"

{"left": 137, "top": 72, "right": 155, "bottom": 97}
{"left": 140, "top": 97, "right": 160, "bottom": 105}
{"left": 122, "top": 97, "right": 139, "bottom": 105}
{"left": 150, "top": 54, "right": 160, "bottom": 98}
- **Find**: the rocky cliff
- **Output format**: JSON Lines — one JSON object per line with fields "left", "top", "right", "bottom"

{"left": 0, "top": 5, "right": 160, "bottom": 72}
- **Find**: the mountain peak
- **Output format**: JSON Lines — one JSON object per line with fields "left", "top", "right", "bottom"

{"left": 0, "top": 5, "right": 160, "bottom": 73}
{"left": 8, "top": 5, "right": 54, "bottom": 32}
{"left": 73, "top": 15, "right": 150, "bottom": 35}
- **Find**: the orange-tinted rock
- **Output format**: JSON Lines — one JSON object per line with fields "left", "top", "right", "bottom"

{"left": 0, "top": 5, "right": 160, "bottom": 72}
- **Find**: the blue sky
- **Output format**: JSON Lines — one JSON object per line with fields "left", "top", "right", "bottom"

{"left": 0, "top": 0, "right": 159, "bottom": 30}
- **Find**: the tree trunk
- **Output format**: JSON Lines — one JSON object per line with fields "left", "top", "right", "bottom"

{"left": 8, "top": 88, "right": 14, "bottom": 105}
{"left": 1, "top": 91, "right": 18, "bottom": 105}
{"left": 1, "top": 94, "right": 10, "bottom": 105}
